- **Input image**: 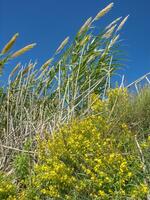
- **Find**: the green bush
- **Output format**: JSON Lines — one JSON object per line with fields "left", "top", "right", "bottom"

{"left": 130, "top": 87, "right": 150, "bottom": 133}
{"left": 13, "top": 140, "right": 32, "bottom": 182}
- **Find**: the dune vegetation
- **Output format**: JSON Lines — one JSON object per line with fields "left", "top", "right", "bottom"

{"left": 0, "top": 2, "right": 150, "bottom": 200}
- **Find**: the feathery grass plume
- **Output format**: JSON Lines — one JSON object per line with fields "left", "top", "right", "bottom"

{"left": 10, "top": 62, "right": 21, "bottom": 77}
{"left": 105, "top": 17, "right": 122, "bottom": 30}
{"left": 56, "top": 37, "right": 69, "bottom": 54}
{"left": 22, "top": 63, "right": 34, "bottom": 76}
{"left": 11, "top": 43, "right": 36, "bottom": 58}
{"left": 41, "top": 58, "right": 53, "bottom": 70}
{"left": 1, "top": 33, "right": 19, "bottom": 54}
{"left": 93, "top": 2, "right": 114, "bottom": 21}
{"left": 116, "top": 15, "right": 129, "bottom": 31}
{"left": 108, "top": 34, "right": 120, "bottom": 49}
{"left": 78, "top": 17, "right": 92, "bottom": 35}
{"left": 102, "top": 24, "right": 117, "bottom": 39}
{"left": 80, "top": 35, "right": 91, "bottom": 46}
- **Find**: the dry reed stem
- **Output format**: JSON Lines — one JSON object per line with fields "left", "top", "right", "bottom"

{"left": 1, "top": 144, "right": 35, "bottom": 154}
{"left": 135, "top": 135, "right": 150, "bottom": 200}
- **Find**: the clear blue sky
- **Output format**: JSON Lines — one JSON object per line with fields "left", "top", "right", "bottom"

{"left": 0, "top": 0, "right": 150, "bottom": 85}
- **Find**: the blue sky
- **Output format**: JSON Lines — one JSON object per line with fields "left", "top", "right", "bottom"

{"left": 0, "top": 0, "right": 150, "bottom": 85}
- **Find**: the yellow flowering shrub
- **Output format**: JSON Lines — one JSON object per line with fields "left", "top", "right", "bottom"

{"left": 106, "top": 88, "right": 130, "bottom": 118}
{"left": 20, "top": 107, "right": 149, "bottom": 199}
{"left": 90, "top": 93, "right": 107, "bottom": 114}
{"left": 107, "top": 87, "right": 128, "bottom": 102}
{"left": 0, "top": 172, "right": 16, "bottom": 200}
{"left": 90, "top": 88, "right": 130, "bottom": 120}
{"left": 1, "top": 88, "right": 150, "bottom": 199}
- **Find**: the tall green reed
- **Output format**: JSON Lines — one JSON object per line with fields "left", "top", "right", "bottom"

{"left": 0, "top": 2, "right": 128, "bottom": 169}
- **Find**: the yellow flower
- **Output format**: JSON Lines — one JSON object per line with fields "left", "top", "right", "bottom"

{"left": 127, "top": 172, "right": 132, "bottom": 178}
{"left": 98, "top": 190, "right": 106, "bottom": 197}
{"left": 140, "top": 183, "right": 149, "bottom": 194}
{"left": 120, "top": 161, "right": 128, "bottom": 173}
